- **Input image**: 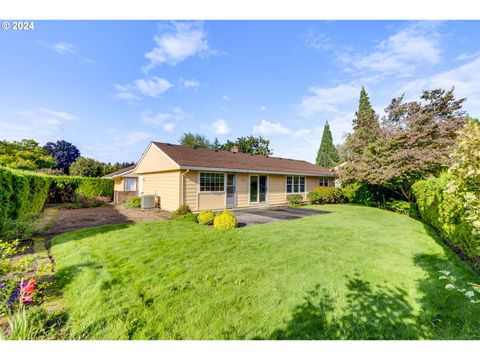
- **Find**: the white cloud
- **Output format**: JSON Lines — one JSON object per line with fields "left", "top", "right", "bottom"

{"left": 222, "top": 95, "right": 230, "bottom": 101}
{"left": 144, "top": 21, "right": 214, "bottom": 71}
{"left": 0, "top": 107, "right": 77, "bottom": 143}
{"left": 134, "top": 77, "right": 172, "bottom": 98}
{"left": 45, "top": 42, "right": 76, "bottom": 55}
{"left": 401, "top": 53, "right": 480, "bottom": 112}
{"left": 180, "top": 78, "right": 201, "bottom": 90}
{"left": 304, "top": 30, "right": 332, "bottom": 50}
{"left": 260, "top": 105, "right": 267, "bottom": 111}
{"left": 211, "top": 118, "right": 231, "bottom": 135}
{"left": 338, "top": 22, "right": 442, "bottom": 77}
{"left": 253, "top": 119, "right": 292, "bottom": 136}
{"left": 141, "top": 107, "right": 185, "bottom": 129}
{"left": 163, "top": 123, "right": 175, "bottom": 132}
{"left": 115, "top": 77, "right": 172, "bottom": 101}
{"left": 298, "top": 83, "right": 359, "bottom": 117}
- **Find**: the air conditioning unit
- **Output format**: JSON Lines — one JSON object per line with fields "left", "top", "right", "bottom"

{"left": 141, "top": 194, "right": 156, "bottom": 209}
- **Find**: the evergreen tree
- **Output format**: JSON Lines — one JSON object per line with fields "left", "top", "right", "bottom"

{"left": 316, "top": 122, "right": 339, "bottom": 167}
{"left": 348, "top": 87, "right": 380, "bottom": 154}
{"left": 211, "top": 137, "right": 221, "bottom": 150}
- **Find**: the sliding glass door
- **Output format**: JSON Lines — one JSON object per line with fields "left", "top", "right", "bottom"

{"left": 249, "top": 175, "right": 267, "bottom": 203}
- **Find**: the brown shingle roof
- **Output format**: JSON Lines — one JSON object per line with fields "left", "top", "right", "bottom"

{"left": 153, "top": 142, "right": 335, "bottom": 177}
{"left": 102, "top": 164, "right": 136, "bottom": 178}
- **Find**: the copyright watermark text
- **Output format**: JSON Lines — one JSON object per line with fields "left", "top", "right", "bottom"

{"left": 1, "top": 21, "right": 35, "bottom": 30}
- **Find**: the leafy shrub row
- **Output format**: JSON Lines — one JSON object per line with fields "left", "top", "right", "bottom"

{"left": 0, "top": 166, "right": 113, "bottom": 231}
{"left": 172, "top": 205, "right": 238, "bottom": 229}
{"left": 307, "top": 186, "right": 344, "bottom": 204}
{"left": 412, "top": 173, "right": 478, "bottom": 263}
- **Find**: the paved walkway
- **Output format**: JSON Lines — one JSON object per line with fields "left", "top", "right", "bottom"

{"left": 233, "top": 206, "right": 328, "bottom": 227}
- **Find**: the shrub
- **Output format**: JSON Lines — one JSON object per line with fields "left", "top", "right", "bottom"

{"left": 73, "top": 195, "right": 107, "bottom": 208}
{"left": 412, "top": 173, "right": 478, "bottom": 263}
{"left": 198, "top": 210, "right": 216, "bottom": 225}
{"left": 287, "top": 194, "right": 303, "bottom": 207}
{"left": 341, "top": 182, "right": 396, "bottom": 207}
{"left": 308, "top": 186, "right": 344, "bottom": 204}
{"left": 213, "top": 209, "right": 238, "bottom": 229}
{"left": 174, "top": 213, "right": 198, "bottom": 223}
{"left": 173, "top": 204, "right": 192, "bottom": 217}
{"left": 124, "top": 196, "right": 141, "bottom": 208}
{"left": 385, "top": 199, "right": 410, "bottom": 215}
{"left": 75, "top": 178, "right": 114, "bottom": 199}
{"left": 1, "top": 218, "right": 34, "bottom": 241}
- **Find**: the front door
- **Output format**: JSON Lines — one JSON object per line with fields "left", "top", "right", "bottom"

{"left": 249, "top": 175, "right": 268, "bottom": 203}
{"left": 226, "top": 174, "right": 236, "bottom": 207}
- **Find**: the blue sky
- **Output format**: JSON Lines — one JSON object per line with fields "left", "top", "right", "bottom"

{"left": 1, "top": 20, "right": 479, "bottom": 163}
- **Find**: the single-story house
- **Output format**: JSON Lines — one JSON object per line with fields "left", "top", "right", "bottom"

{"left": 102, "top": 164, "right": 139, "bottom": 203}
{"left": 108, "top": 141, "right": 336, "bottom": 211}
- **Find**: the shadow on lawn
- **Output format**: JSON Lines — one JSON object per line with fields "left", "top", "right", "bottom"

{"left": 270, "top": 274, "right": 423, "bottom": 340}
{"left": 271, "top": 244, "right": 480, "bottom": 340}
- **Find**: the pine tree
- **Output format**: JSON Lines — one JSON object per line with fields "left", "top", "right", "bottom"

{"left": 351, "top": 87, "right": 380, "bottom": 150}
{"left": 316, "top": 122, "right": 340, "bottom": 168}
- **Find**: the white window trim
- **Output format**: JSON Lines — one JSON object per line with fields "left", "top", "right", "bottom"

{"left": 198, "top": 171, "right": 226, "bottom": 193}
{"left": 124, "top": 177, "right": 137, "bottom": 192}
{"left": 285, "top": 175, "right": 306, "bottom": 194}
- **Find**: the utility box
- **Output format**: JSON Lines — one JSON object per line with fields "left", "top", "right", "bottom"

{"left": 141, "top": 194, "right": 156, "bottom": 210}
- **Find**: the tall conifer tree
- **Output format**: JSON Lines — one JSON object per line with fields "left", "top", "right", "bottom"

{"left": 316, "top": 122, "right": 340, "bottom": 167}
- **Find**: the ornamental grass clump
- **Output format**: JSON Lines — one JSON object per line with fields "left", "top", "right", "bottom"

{"left": 197, "top": 210, "right": 216, "bottom": 225}
{"left": 213, "top": 209, "right": 237, "bottom": 230}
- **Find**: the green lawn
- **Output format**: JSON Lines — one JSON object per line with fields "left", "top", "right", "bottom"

{"left": 51, "top": 205, "right": 480, "bottom": 340}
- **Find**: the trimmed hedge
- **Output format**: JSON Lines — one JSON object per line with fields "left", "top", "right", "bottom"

{"left": 412, "top": 173, "right": 478, "bottom": 263}
{"left": 0, "top": 167, "right": 52, "bottom": 222}
{"left": 0, "top": 166, "right": 113, "bottom": 230}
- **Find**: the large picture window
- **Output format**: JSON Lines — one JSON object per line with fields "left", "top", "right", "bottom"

{"left": 286, "top": 176, "right": 305, "bottom": 193}
{"left": 200, "top": 172, "right": 225, "bottom": 192}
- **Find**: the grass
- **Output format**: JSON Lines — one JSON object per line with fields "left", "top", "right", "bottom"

{"left": 50, "top": 205, "right": 480, "bottom": 340}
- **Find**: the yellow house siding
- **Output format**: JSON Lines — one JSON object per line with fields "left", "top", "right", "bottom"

{"left": 114, "top": 178, "right": 124, "bottom": 191}
{"left": 183, "top": 170, "right": 199, "bottom": 211}
{"left": 235, "top": 173, "right": 249, "bottom": 207}
{"left": 135, "top": 143, "right": 179, "bottom": 174}
{"left": 268, "top": 175, "right": 287, "bottom": 205}
{"left": 198, "top": 193, "right": 225, "bottom": 211}
{"left": 142, "top": 170, "right": 181, "bottom": 211}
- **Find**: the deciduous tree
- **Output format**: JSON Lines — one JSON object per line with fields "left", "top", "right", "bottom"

{"left": 43, "top": 140, "right": 81, "bottom": 174}
{"left": 0, "top": 139, "right": 55, "bottom": 171}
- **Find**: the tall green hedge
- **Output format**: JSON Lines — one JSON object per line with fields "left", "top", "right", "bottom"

{"left": 0, "top": 167, "right": 114, "bottom": 229}
{"left": 412, "top": 173, "right": 478, "bottom": 263}
{"left": 0, "top": 168, "right": 52, "bottom": 222}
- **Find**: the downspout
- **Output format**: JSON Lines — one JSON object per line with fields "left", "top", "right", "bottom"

{"left": 180, "top": 169, "right": 190, "bottom": 206}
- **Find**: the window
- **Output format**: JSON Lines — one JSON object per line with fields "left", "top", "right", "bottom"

{"left": 200, "top": 172, "right": 225, "bottom": 192}
{"left": 286, "top": 176, "right": 305, "bottom": 193}
{"left": 124, "top": 177, "right": 137, "bottom": 191}
{"left": 319, "top": 177, "right": 329, "bottom": 187}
